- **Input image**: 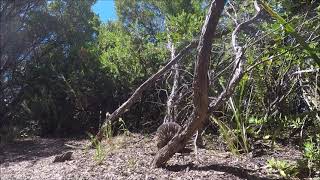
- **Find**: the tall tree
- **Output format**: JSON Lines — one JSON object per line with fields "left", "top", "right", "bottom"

{"left": 0, "top": 0, "right": 111, "bottom": 137}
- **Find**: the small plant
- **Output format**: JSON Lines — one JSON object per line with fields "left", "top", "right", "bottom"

{"left": 94, "top": 140, "right": 106, "bottom": 164}
{"left": 103, "top": 120, "right": 113, "bottom": 139}
{"left": 210, "top": 96, "right": 252, "bottom": 154}
{"left": 211, "top": 116, "right": 240, "bottom": 154}
{"left": 267, "top": 158, "right": 299, "bottom": 178}
{"left": 87, "top": 121, "right": 114, "bottom": 165}
{"left": 118, "top": 118, "right": 130, "bottom": 136}
{"left": 302, "top": 135, "right": 320, "bottom": 176}
{"left": 228, "top": 97, "right": 250, "bottom": 153}
{"left": 87, "top": 133, "right": 106, "bottom": 165}
{"left": 127, "top": 158, "right": 137, "bottom": 168}
{"left": 213, "top": 77, "right": 252, "bottom": 154}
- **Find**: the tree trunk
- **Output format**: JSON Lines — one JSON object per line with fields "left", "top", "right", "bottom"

{"left": 152, "top": 0, "right": 225, "bottom": 167}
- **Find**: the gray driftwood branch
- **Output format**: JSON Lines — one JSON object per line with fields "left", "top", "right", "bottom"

{"left": 95, "top": 40, "right": 198, "bottom": 142}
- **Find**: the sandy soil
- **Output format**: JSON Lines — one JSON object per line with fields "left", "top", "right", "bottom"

{"left": 0, "top": 133, "right": 305, "bottom": 180}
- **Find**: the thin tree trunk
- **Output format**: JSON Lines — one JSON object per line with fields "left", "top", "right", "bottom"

{"left": 164, "top": 41, "right": 179, "bottom": 123}
{"left": 152, "top": 0, "right": 225, "bottom": 167}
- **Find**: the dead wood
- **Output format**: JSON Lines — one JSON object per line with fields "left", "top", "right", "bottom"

{"left": 164, "top": 42, "right": 179, "bottom": 123}
{"left": 95, "top": 40, "right": 198, "bottom": 142}
{"left": 209, "top": 0, "right": 262, "bottom": 113}
{"left": 152, "top": 0, "right": 225, "bottom": 167}
{"left": 53, "top": 151, "right": 73, "bottom": 163}
{"left": 152, "top": 0, "right": 263, "bottom": 167}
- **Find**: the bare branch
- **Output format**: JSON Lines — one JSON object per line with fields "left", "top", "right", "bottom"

{"left": 209, "top": 0, "right": 261, "bottom": 113}
{"left": 152, "top": 0, "right": 225, "bottom": 167}
{"left": 95, "top": 40, "right": 198, "bottom": 142}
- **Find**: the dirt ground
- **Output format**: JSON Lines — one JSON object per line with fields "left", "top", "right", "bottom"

{"left": 0, "top": 133, "right": 307, "bottom": 180}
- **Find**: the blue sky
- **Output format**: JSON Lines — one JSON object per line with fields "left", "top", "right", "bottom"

{"left": 92, "top": 0, "right": 117, "bottom": 22}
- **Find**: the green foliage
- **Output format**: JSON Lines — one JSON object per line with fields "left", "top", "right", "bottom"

{"left": 227, "top": 96, "right": 250, "bottom": 153}
{"left": 103, "top": 120, "right": 113, "bottom": 139}
{"left": 88, "top": 132, "right": 106, "bottom": 165}
{"left": 267, "top": 158, "right": 299, "bottom": 178}
{"left": 211, "top": 116, "right": 240, "bottom": 154}
{"left": 97, "top": 22, "right": 167, "bottom": 87}
{"left": 165, "top": 11, "right": 203, "bottom": 43}
{"left": 88, "top": 117, "right": 130, "bottom": 165}
{"left": 0, "top": 0, "right": 113, "bottom": 136}
{"left": 118, "top": 118, "right": 130, "bottom": 136}
{"left": 303, "top": 135, "right": 320, "bottom": 174}
{"left": 260, "top": 1, "right": 320, "bottom": 66}
{"left": 212, "top": 72, "right": 254, "bottom": 154}
{"left": 266, "top": 138, "right": 320, "bottom": 179}
{"left": 1, "top": 3, "right": 319, "bottom": 176}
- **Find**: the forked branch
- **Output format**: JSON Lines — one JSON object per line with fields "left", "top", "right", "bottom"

{"left": 152, "top": 0, "right": 225, "bottom": 167}
{"left": 209, "top": 0, "right": 261, "bottom": 113}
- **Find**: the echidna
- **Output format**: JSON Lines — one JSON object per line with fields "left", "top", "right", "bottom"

{"left": 156, "top": 122, "right": 182, "bottom": 149}
{"left": 156, "top": 122, "right": 204, "bottom": 153}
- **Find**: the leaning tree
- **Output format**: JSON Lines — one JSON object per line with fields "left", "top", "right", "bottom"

{"left": 95, "top": 0, "right": 268, "bottom": 167}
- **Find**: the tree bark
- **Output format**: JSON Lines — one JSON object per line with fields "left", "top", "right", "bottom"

{"left": 152, "top": 0, "right": 225, "bottom": 167}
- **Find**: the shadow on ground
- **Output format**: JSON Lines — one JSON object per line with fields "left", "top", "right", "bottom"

{"left": 0, "top": 138, "right": 74, "bottom": 164}
{"left": 165, "top": 163, "right": 274, "bottom": 180}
